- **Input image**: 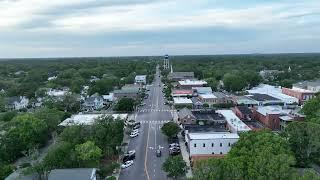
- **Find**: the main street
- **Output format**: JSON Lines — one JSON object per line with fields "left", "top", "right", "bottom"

{"left": 119, "top": 66, "right": 173, "bottom": 180}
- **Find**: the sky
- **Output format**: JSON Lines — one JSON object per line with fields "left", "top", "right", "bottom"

{"left": 0, "top": 0, "right": 320, "bottom": 58}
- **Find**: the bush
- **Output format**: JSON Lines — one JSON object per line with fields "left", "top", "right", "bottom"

{"left": 106, "top": 176, "right": 117, "bottom": 180}
{"left": 98, "top": 163, "right": 120, "bottom": 178}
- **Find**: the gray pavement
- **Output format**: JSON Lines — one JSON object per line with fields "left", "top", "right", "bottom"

{"left": 119, "top": 66, "right": 173, "bottom": 180}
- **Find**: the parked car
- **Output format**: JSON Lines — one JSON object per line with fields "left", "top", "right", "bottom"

{"left": 125, "top": 119, "right": 136, "bottom": 126}
{"left": 124, "top": 150, "right": 136, "bottom": 157}
{"left": 121, "top": 160, "right": 134, "bottom": 169}
{"left": 169, "top": 147, "right": 181, "bottom": 156}
{"left": 169, "top": 143, "right": 180, "bottom": 148}
{"left": 156, "top": 149, "right": 162, "bottom": 157}
{"left": 129, "top": 132, "right": 139, "bottom": 138}
{"left": 123, "top": 150, "right": 136, "bottom": 162}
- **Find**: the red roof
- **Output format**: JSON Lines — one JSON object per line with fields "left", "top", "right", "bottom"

{"left": 173, "top": 89, "right": 193, "bottom": 95}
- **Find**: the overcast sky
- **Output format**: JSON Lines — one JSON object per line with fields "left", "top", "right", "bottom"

{"left": 0, "top": 0, "right": 320, "bottom": 58}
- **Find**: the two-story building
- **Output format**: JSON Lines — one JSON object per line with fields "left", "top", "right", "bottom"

{"left": 168, "top": 72, "right": 195, "bottom": 81}
{"left": 82, "top": 96, "right": 104, "bottom": 111}
{"left": 135, "top": 75, "right": 147, "bottom": 84}
{"left": 178, "top": 79, "right": 207, "bottom": 89}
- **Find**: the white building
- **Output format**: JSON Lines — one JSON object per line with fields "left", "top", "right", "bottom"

{"left": 59, "top": 113, "right": 128, "bottom": 126}
{"left": 178, "top": 79, "right": 208, "bottom": 89}
{"left": 47, "top": 88, "right": 70, "bottom": 97}
{"left": 48, "top": 76, "right": 57, "bottom": 81}
{"left": 186, "top": 132, "right": 239, "bottom": 157}
{"left": 102, "top": 93, "right": 114, "bottom": 102}
{"left": 217, "top": 110, "right": 251, "bottom": 133}
{"left": 5, "top": 96, "right": 29, "bottom": 110}
{"left": 173, "top": 97, "right": 193, "bottom": 106}
{"left": 135, "top": 75, "right": 147, "bottom": 84}
{"left": 82, "top": 96, "right": 104, "bottom": 111}
{"left": 247, "top": 84, "right": 299, "bottom": 105}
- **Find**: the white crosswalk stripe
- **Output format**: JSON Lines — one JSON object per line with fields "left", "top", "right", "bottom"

{"left": 137, "top": 120, "right": 170, "bottom": 124}
{"left": 137, "top": 109, "right": 177, "bottom": 113}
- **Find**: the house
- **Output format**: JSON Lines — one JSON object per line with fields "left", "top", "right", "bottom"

{"left": 259, "top": 70, "right": 284, "bottom": 80}
{"left": 113, "top": 84, "right": 141, "bottom": 100}
{"left": 5, "top": 96, "right": 29, "bottom": 110}
{"left": 82, "top": 96, "right": 104, "bottom": 111}
{"left": 59, "top": 113, "right": 128, "bottom": 126}
{"left": 89, "top": 76, "right": 100, "bottom": 82}
{"left": 232, "top": 96, "right": 258, "bottom": 107}
{"left": 212, "top": 92, "right": 231, "bottom": 104}
{"left": 247, "top": 84, "right": 299, "bottom": 105}
{"left": 168, "top": 72, "right": 195, "bottom": 81}
{"left": 178, "top": 108, "right": 196, "bottom": 125}
{"left": 246, "top": 94, "right": 283, "bottom": 106}
{"left": 48, "top": 168, "right": 97, "bottom": 180}
{"left": 173, "top": 97, "right": 193, "bottom": 107}
{"left": 192, "top": 87, "right": 213, "bottom": 95}
{"left": 217, "top": 110, "right": 251, "bottom": 133}
{"left": 135, "top": 75, "right": 147, "bottom": 84}
{"left": 191, "top": 97, "right": 203, "bottom": 109}
{"left": 252, "top": 106, "right": 304, "bottom": 130}
{"left": 47, "top": 88, "right": 70, "bottom": 97}
{"left": 172, "top": 89, "right": 193, "bottom": 97}
{"left": 178, "top": 79, "right": 207, "bottom": 89}
{"left": 102, "top": 93, "right": 114, "bottom": 102}
{"left": 233, "top": 106, "right": 252, "bottom": 120}
{"left": 186, "top": 132, "right": 239, "bottom": 163}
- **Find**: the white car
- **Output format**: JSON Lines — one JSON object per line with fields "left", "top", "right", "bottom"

{"left": 124, "top": 150, "right": 136, "bottom": 157}
{"left": 121, "top": 160, "right": 134, "bottom": 169}
{"left": 130, "top": 132, "right": 139, "bottom": 138}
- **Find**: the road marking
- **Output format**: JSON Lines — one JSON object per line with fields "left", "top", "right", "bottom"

{"left": 144, "top": 122, "right": 151, "bottom": 180}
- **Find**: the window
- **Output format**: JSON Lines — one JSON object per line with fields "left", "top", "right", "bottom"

{"left": 203, "top": 143, "right": 205, "bottom": 147}
{"left": 211, "top": 143, "right": 214, "bottom": 147}
{"left": 228, "top": 142, "right": 231, "bottom": 147}
{"left": 194, "top": 143, "right": 197, "bottom": 147}
{"left": 220, "top": 143, "right": 222, "bottom": 147}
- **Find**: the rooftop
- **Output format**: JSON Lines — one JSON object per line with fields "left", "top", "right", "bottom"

{"left": 178, "top": 79, "right": 207, "bottom": 86}
{"left": 212, "top": 92, "right": 229, "bottom": 99}
{"left": 236, "top": 106, "right": 252, "bottom": 115}
{"left": 293, "top": 79, "right": 320, "bottom": 89}
{"left": 247, "top": 84, "right": 299, "bottom": 104}
{"left": 192, "top": 109, "right": 226, "bottom": 121}
{"left": 183, "top": 124, "right": 227, "bottom": 133}
{"left": 247, "top": 93, "right": 281, "bottom": 102}
{"left": 169, "top": 72, "right": 194, "bottom": 78}
{"left": 217, "top": 110, "right": 251, "bottom": 132}
{"left": 173, "top": 97, "right": 193, "bottom": 104}
{"left": 48, "top": 168, "right": 96, "bottom": 180}
{"left": 192, "top": 87, "right": 213, "bottom": 94}
{"left": 59, "top": 113, "right": 128, "bottom": 126}
{"left": 172, "top": 89, "right": 193, "bottom": 95}
{"left": 199, "top": 94, "right": 217, "bottom": 99}
{"left": 135, "top": 75, "right": 147, "bottom": 80}
{"left": 255, "top": 106, "right": 290, "bottom": 116}
{"left": 188, "top": 132, "right": 239, "bottom": 140}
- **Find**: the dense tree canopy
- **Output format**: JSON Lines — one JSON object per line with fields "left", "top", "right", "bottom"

{"left": 114, "top": 98, "right": 135, "bottom": 112}
{"left": 161, "top": 122, "right": 180, "bottom": 138}
{"left": 162, "top": 155, "right": 188, "bottom": 179}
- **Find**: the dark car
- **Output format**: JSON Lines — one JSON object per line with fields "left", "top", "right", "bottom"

{"left": 123, "top": 154, "right": 135, "bottom": 163}
{"left": 169, "top": 148, "right": 181, "bottom": 156}
{"left": 156, "top": 149, "right": 162, "bottom": 157}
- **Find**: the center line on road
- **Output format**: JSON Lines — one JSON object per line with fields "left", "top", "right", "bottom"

{"left": 144, "top": 122, "right": 151, "bottom": 180}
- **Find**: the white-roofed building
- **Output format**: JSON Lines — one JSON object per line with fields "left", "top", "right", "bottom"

{"left": 173, "top": 97, "right": 193, "bottom": 106}
{"left": 217, "top": 110, "right": 251, "bottom": 133}
{"left": 47, "top": 88, "right": 70, "bottom": 97}
{"left": 102, "top": 93, "right": 114, "bottom": 102}
{"left": 192, "top": 87, "right": 213, "bottom": 94}
{"left": 135, "top": 75, "right": 147, "bottom": 84}
{"left": 247, "top": 84, "right": 299, "bottom": 105}
{"left": 186, "top": 132, "right": 239, "bottom": 160}
{"left": 178, "top": 79, "right": 207, "bottom": 89}
{"left": 59, "top": 113, "right": 128, "bottom": 126}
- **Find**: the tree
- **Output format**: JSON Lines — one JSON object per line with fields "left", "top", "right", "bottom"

{"left": 301, "top": 95, "right": 320, "bottom": 120}
{"left": 75, "top": 141, "right": 102, "bottom": 166}
{"left": 205, "top": 77, "right": 218, "bottom": 91}
{"left": 223, "top": 73, "right": 246, "bottom": 92}
{"left": 161, "top": 122, "right": 180, "bottom": 138}
{"left": 162, "top": 155, "right": 188, "bottom": 179}
{"left": 193, "top": 130, "right": 298, "bottom": 180}
{"left": 34, "top": 107, "right": 65, "bottom": 132}
{"left": 43, "top": 142, "right": 77, "bottom": 169}
{"left": 0, "top": 111, "right": 17, "bottom": 122}
{"left": 285, "top": 122, "right": 320, "bottom": 167}
{"left": 114, "top": 98, "right": 135, "bottom": 112}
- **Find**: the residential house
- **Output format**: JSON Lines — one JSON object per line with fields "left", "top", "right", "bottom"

{"left": 135, "top": 75, "right": 147, "bottom": 84}
{"left": 178, "top": 79, "right": 207, "bottom": 89}
{"left": 48, "top": 168, "right": 97, "bottom": 180}
{"left": 186, "top": 132, "right": 239, "bottom": 163}
{"left": 252, "top": 106, "right": 304, "bottom": 130}
{"left": 212, "top": 92, "right": 231, "bottom": 104}
{"left": 5, "top": 96, "right": 29, "bottom": 110}
{"left": 168, "top": 72, "right": 195, "bottom": 81}
{"left": 47, "top": 88, "right": 70, "bottom": 97}
{"left": 82, "top": 96, "right": 104, "bottom": 111}
{"left": 102, "top": 93, "right": 114, "bottom": 102}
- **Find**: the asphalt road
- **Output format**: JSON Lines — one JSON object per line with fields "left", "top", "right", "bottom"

{"left": 119, "top": 66, "right": 172, "bottom": 180}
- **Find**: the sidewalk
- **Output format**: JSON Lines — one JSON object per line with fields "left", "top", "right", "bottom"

{"left": 178, "top": 133, "right": 193, "bottom": 178}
